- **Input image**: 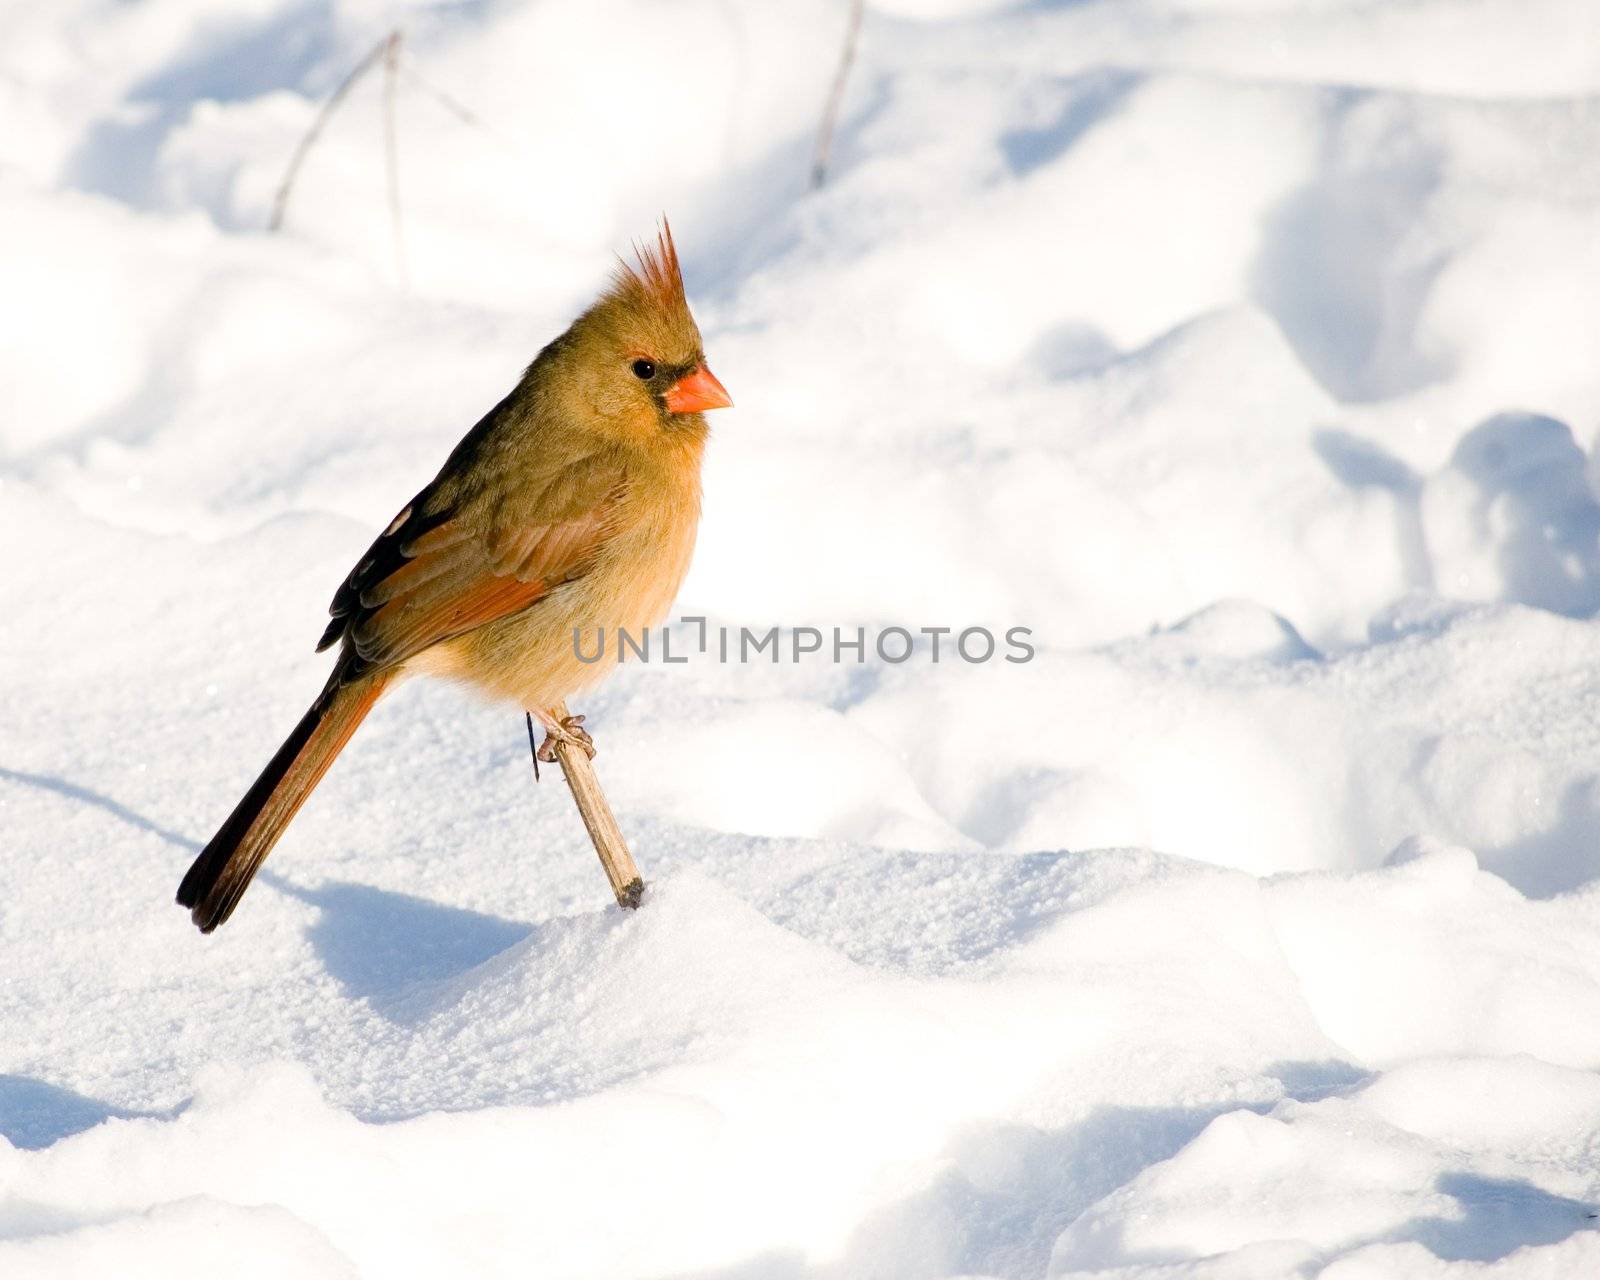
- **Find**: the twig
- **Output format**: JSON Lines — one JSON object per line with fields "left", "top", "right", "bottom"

{"left": 401, "top": 59, "right": 496, "bottom": 136}
{"left": 811, "top": 0, "right": 863, "bottom": 188}
{"left": 269, "top": 32, "right": 396, "bottom": 232}
{"left": 380, "top": 31, "right": 408, "bottom": 289}
{"left": 549, "top": 701, "right": 645, "bottom": 910}
{"left": 271, "top": 33, "right": 516, "bottom": 284}
{"left": 399, "top": 60, "right": 524, "bottom": 161}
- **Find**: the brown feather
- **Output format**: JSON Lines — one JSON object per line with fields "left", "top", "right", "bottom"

{"left": 612, "top": 220, "right": 689, "bottom": 326}
{"left": 177, "top": 672, "right": 391, "bottom": 932}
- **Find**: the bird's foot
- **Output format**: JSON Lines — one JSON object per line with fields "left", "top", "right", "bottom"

{"left": 535, "top": 713, "right": 596, "bottom": 763}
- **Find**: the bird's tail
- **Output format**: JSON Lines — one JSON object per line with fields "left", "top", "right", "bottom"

{"left": 177, "top": 672, "right": 391, "bottom": 932}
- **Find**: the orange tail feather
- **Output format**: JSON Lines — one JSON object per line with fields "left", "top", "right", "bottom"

{"left": 177, "top": 673, "right": 390, "bottom": 932}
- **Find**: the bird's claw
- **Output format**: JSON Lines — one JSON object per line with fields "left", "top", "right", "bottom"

{"left": 537, "top": 714, "right": 596, "bottom": 763}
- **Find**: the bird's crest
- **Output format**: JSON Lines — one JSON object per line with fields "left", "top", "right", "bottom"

{"left": 609, "top": 219, "right": 692, "bottom": 329}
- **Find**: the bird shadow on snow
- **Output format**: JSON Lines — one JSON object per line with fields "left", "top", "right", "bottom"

{"left": 0, "top": 765, "right": 531, "bottom": 1010}
{"left": 0, "top": 766, "right": 200, "bottom": 854}
{"left": 261, "top": 873, "right": 531, "bottom": 1013}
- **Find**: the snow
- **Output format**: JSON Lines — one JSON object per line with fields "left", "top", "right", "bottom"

{"left": 4, "top": 0, "right": 1600, "bottom": 1275}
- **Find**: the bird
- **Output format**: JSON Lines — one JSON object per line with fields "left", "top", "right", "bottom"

{"left": 176, "top": 223, "right": 731, "bottom": 932}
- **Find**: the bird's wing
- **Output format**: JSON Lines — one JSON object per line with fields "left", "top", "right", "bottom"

{"left": 318, "top": 451, "right": 625, "bottom": 679}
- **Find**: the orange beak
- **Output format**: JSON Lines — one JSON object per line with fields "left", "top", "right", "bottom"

{"left": 664, "top": 363, "right": 733, "bottom": 414}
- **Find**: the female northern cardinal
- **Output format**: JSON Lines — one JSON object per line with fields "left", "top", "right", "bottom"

{"left": 177, "top": 224, "right": 731, "bottom": 931}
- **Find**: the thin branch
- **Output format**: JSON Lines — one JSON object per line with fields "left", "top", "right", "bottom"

{"left": 811, "top": 0, "right": 864, "bottom": 189}
{"left": 269, "top": 33, "right": 394, "bottom": 232}
{"left": 548, "top": 702, "right": 645, "bottom": 910}
{"left": 401, "top": 59, "right": 494, "bottom": 136}
{"left": 399, "top": 59, "right": 523, "bottom": 160}
{"left": 380, "top": 31, "right": 408, "bottom": 289}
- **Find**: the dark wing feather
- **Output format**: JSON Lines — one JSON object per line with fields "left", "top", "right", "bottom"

{"left": 318, "top": 454, "right": 624, "bottom": 680}
{"left": 317, "top": 500, "right": 453, "bottom": 651}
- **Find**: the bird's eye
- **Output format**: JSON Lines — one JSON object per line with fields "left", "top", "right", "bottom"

{"left": 631, "top": 358, "right": 656, "bottom": 380}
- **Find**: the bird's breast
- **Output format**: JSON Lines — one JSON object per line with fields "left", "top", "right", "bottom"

{"left": 434, "top": 475, "right": 702, "bottom": 710}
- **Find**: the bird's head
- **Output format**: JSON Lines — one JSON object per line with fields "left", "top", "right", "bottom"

{"left": 556, "top": 221, "right": 732, "bottom": 446}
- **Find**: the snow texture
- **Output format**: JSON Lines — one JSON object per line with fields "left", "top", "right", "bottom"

{"left": 4, "top": 0, "right": 1600, "bottom": 1276}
